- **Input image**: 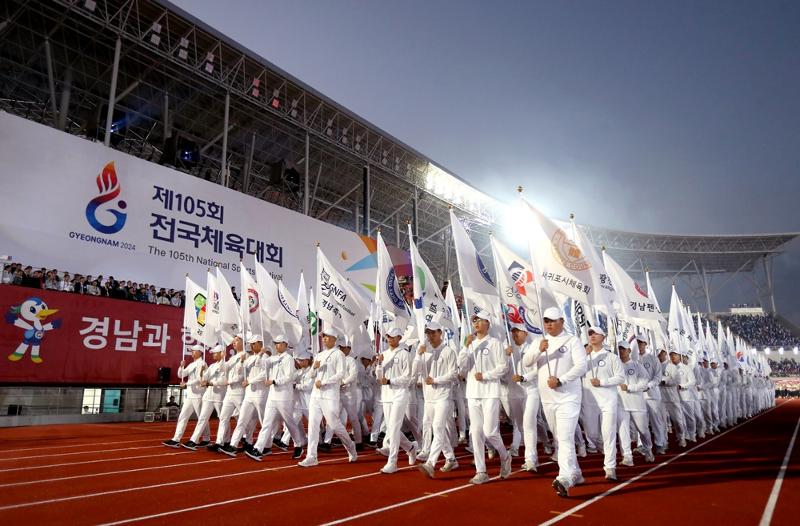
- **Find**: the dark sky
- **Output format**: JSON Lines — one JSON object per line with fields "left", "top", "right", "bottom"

{"left": 171, "top": 0, "right": 800, "bottom": 326}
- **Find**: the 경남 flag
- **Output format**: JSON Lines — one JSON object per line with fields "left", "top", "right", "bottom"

{"left": 602, "top": 250, "right": 662, "bottom": 322}
{"left": 375, "top": 231, "right": 410, "bottom": 330}
{"left": 521, "top": 198, "right": 594, "bottom": 306}
{"left": 449, "top": 209, "right": 500, "bottom": 320}
{"left": 490, "top": 236, "right": 543, "bottom": 335}
{"left": 316, "top": 245, "right": 370, "bottom": 336}
{"left": 183, "top": 276, "right": 207, "bottom": 343}
{"left": 215, "top": 268, "right": 241, "bottom": 342}
{"left": 408, "top": 224, "right": 455, "bottom": 342}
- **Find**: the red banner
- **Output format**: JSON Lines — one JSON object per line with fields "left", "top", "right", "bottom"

{"left": 0, "top": 285, "right": 188, "bottom": 385}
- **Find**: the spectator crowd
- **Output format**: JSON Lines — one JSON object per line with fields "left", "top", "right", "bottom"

{"left": 2, "top": 262, "right": 185, "bottom": 308}
{"left": 717, "top": 313, "right": 800, "bottom": 347}
{"left": 768, "top": 358, "right": 800, "bottom": 377}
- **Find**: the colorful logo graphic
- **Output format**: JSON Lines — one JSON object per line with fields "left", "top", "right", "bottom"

{"left": 193, "top": 293, "right": 207, "bottom": 327}
{"left": 476, "top": 253, "right": 494, "bottom": 286}
{"left": 634, "top": 281, "right": 649, "bottom": 298}
{"left": 5, "top": 297, "right": 62, "bottom": 364}
{"left": 550, "top": 229, "right": 590, "bottom": 272}
{"left": 85, "top": 161, "right": 128, "bottom": 234}
{"left": 247, "top": 288, "right": 259, "bottom": 314}
{"left": 385, "top": 268, "right": 406, "bottom": 310}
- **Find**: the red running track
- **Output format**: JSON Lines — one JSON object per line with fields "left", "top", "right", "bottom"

{"left": 0, "top": 400, "right": 797, "bottom": 525}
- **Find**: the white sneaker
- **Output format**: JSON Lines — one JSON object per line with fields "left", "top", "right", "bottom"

{"left": 644, "top": 450, "right": 655, "bottom": 463}
{"left": 416, "top": 450, "right": 429, "bottom": 462}
{"left": 573, "top": 473, "right": 585, "bottom": 485}
{"left": 622, "top": 456, "right": 634, "bottom": 467}
{"left": 521, "top": 460, "right": 538, "bottom": 472}
{"left": 348, "top": 450, "right": 358, "bottom": 463}
{"left": 678, "top": 438, "right": 687, "bottom": 448}
{"left": 407, "top": 443, "right": 417, "bottom": 465}
{"left": 377, "top": 447, "right": 389, "bottom": 457}
{"left": 418, "top": 462, "right": 435, "bottom": 478}
{"left": 380, "top": 463, "right": 398, "bottom": 474}
{"left": 440, "top": 459, "right": 459, "bottom": 472}
{"left": 458, "top": 435, "right": 467, "bottom": 445}
{"left": 543, "top": 444, "right": 554, "bottom": 455}
{"left": 298, "top": 457, "right": 318, "bottom": 467}
{"left": 577, "top": 444, "right": 587, "bottom": 458}
{"left": 605, "top": 468, "right": 617, "bottom": 481}
{"left": 510, "top": 447, "right": 519, "bottom": 457}
{"left": 500, "top": 455, "right": 513, "bottom": 479}
{"left": 470, "top": 472, "right": 490, "bottom": 485}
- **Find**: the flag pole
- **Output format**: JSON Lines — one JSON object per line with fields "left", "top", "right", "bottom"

{"left": 519, "top": 187, "right": 552, "bottom": 377}
{"left": 489, "top": 234, "right": 513, "bottom": 350}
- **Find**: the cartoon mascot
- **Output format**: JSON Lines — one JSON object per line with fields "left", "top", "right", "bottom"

{"left": 5, "top": 297, "right": 62, "bottom": 363}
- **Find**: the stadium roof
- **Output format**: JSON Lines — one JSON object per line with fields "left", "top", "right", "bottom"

{"left": 1, "top": 0, "right": 797, "bottom": 290}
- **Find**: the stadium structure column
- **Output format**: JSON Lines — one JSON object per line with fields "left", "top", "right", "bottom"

{"left": 362, "top": 165, "right": 370, "bottom": 236}
{"left": 764, "top": 256, "right": 777, "bottom": 313}
{"left": 103, "top": 37, "right": 122, "bottom": 147}
{"left": 221, "top": 90, "right": 230, "bottom": 186}
{"left": 412, "top": 185, "right": 419, "bottom": 239}
{"left": 44, "top": 38, "right": 58, "bottom": 123}
{"left": 701, "top": 264, "right": 713, "bottom": 313}
{"left": 163, "top": 92, "right": 170, "bottom": 139}
{"left": 57, "top": 66, "right": 72, "bottom": 131}
{"left": 304, "top": 132, "right": 310, "bottom": 215}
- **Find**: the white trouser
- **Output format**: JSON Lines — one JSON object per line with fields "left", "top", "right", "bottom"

{"left": 404, "top": 399, "right": 423, "bottom": 445}
{"left": 281, "top": 401, "right": 309, "bottom": 446}
{"left": 501, "top": 395, "right": 525, "bottom": 451}
{"left": 370, "top": 399, "right": 384, "bottom": 441}
{"left": 384, "top": 397, "right": 413, "bottom": 467}
{"left": 663, "top": 402, "right": 686, "bottom": 441}
{"left": 468, "top": 398, "right": 510, "bottom": 474}
{"left": 522, "top": 389, "right": 542, "bottom": 464}
{"left": 421, "top": 401, "right": 434, "bottom": 453}
{"left": 214, "top": 395, "right": 243, "bottom": 445}
{"left": 618, "top": 409, "right": 651, "bottom": 457}
{"left": 641, "top": 399, "right": 667, "bottom": 449}
{"left": 680, "top": 400, "right": 697, "bottom": 440}
{"left": 256, "top": 399, "right": 306, "bottom": 450}
{"left": 542, "top": 400, "right": 582, "bottom": 487}
{"left": 692, "top": 400, "right": 706, "bottom": 436}
{"left": 171, "top": 397, "right": 203, "bottom": 441}
{"left": 455, "top": 396, "right": 468, "bottom": 438}
{"left": 306, "top": 396, "right": 355, "bottom": 460}
{"left": 229, "top": 397, "right": 266, "bottom": 447}
{"left": 425, "top": 399, "right": 455, "bottom": 467}
{"left": 324, "top": 393, "right": 363, "bottom": 444}
{"left": 189, "top": 399, "right": 222, "bottom": 443}
{"left": 581, "top": 399, "right": 618, "bottom": 470}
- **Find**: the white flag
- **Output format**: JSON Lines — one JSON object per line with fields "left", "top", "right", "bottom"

{"left": 490, "top": 236, "right": 544, "bottom": 335}
{"left": 297, "top": 272, "right": 310, "bottom": 352}
{"left": 183, "top": 276, "right": 207, "bottom": 343}
{"left": 215, "top": 269, "right": 241, "bottom": 342}
{"left": 375, "top": 231, "right": 410, "bottom": 330}
{"left": 450, "top": 209, "right": 500, "bottom": 320}
{"left": 570, "top": 221, "right": 616, "bottom": 315}
{"left": 203, "top": 270, "right": 219, "bottom": 347}
{"left": 240, "top": 263, "right": 264, "bottom": 342}
{"left": 277, "top": 279, "right": 303, "bottom": 346}
{"left": 316, "top": 246, "right": 370, "bottom": 336}
{"left": 668, "top": 285, "right": 687, "bottom": 353}
{"left": 603, "top": 251, "right": 662, "bottom": 322}
{"left": 409, "top": 223, "right": 455, "bottom": 342}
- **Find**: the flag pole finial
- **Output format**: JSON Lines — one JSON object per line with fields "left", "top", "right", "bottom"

{"left": 517, "top": 185, "right": 524, "bottom": 194}
{"left": 406, "top": 219, "right": 412, "bottom": 225}
{"left": 645, "top": 266, "right": 650, "bottom": 272}
{"left": 316, "top": 241, "right": 320, "bottom": 247}
{"left": 448, "top": 204, "right": 453, "bottom": 210}
{"left": 601, "top": 245, "right": 605, "bottom": 251}
{"left": 569, "top": 213, "right": 575, "bottom": 220}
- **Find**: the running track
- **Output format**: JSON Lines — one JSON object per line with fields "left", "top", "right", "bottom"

{"left": 0, "top": 399, "right": 797, "bottom": 525}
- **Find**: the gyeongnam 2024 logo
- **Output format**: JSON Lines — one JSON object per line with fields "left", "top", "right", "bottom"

{"left": 85, "top": 161, "right": 127, "bottom": 234}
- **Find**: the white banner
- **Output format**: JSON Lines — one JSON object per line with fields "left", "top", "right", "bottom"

{"left": 0, "top": 112, "right": 398, "bottom": 297}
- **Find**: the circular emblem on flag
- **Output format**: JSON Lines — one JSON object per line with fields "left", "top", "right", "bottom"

{"left": 627, "top": 368, "right": 635, "bottom": 376}
{"left": 386, "top": 268, "right": 406, "bottom": 310}
{"left": 598, "top": 360, "right": 606, "bottom": 367}
{"left": 247, "top": 288, "right": 259, "bottom": 313}
{"left": 476, "top": 253, "right": 495, "bottom": 286}
{"left": 550, "top": 229, "right": 590, "bottom": 271}
{"left": 557, "top": 346, "right": 567, "bottom": 354}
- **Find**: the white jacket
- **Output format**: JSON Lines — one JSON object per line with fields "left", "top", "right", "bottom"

{"left": 268, "top": 352, "right": 297, "bottom": 402}
{"left": 501, "top": 342, "right": 527, "bottom": 400}
{"left": 178, "top": 358, "right": 206, "bottom": 399}
{"left": 312, "top": 346, "right": 345, "bottom": 401}
{"left": 379, "top": 345, "right": 415, "bottom": 402}
{"left": 619, "top": 360, "right": 649, "bottom": 412}
{"left": 202, "top": 359, "right": 228, "bottom": 402}
{"left": 414, "top": 341, "right": 458, "bottom": 402}
{"left": 660, "top": 361, "right": 681, "bottom": 404}
{"left": 582, "top": 348, "right": 624, "bottom": 408}
{"left": 243, "top": 353, "right": 269, "bottom": 400}
{"left": 677, "top": 363, "right": 698, "bottom": 402}
{"left": 458, "top": 334, "right": 507, "bottom": 399}
{"left": 639, "top": 352, "right": 663, "bottom": 401}
{"left": 524, "top": 332, "right": 587, "bottom": 405}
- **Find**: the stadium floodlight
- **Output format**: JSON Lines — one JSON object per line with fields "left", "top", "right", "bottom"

{"left": 779, "top": 347, "right": 784, "bottom": 355}
{"left": 204, "top": 52, "right": 214, "bottom": 74}
{"left": 381, "top": 150, "right": 388, "bottom": 166}
{"left": 150, "top": 22, "right": 161, "bottom": 46}
{"left": 290, "top": 99, "right": 299, "bottom": 118}
{"left": 84, "top": 0, "right": 97, "bottom": 13}
{"left": 325, "top": 118, "right": 333, "bottom": 137}
{"left": 270, "top": 88, "right": 280, "bottom": 109}
{"left": 178, "top": 38, "right": 189, "bottom": 60}
{"left": 764, "top": 347, "right": 771, "bottom": 354}
{"left": 794, "top": 347, "right": 798, "bottom": 355}
{"left": 251, "top": 78, "right": 260, "bottom": 98}
{"left": 354, "top": 134, "right": 362, "bottom": 152}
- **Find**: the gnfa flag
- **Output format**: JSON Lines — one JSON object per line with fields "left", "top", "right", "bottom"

{"left": 183, "top": 276, "right": 207, "bottom": 343}
{"left": 490, "top": 236, "right": 543, "bottom": 335}
{"left": 374, "top": 231, "right": 410, "bottom": 330}
{"left": 316, "top": 245, "right": 370, "bottom": 337}
{"left": 449, "top": 209, "right": 500, "bottom": 321}
{"left": 408, "top": 223, "right": 456, "bottom": 342}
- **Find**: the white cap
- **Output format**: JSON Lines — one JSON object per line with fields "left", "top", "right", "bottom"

{"left": 425, "top": 320, "right": 443, "bottom": 331}
{"left": 617, "top": 339, "right": 631, "bottom": 350}
{"left": 272, "top": 334, "right": 287, "bottom": 344}
{"left": 295, "top": 348, "right": 312, "bottom": 359}
{"left": 245, "top": 331, "right": 261, "bottom": 344}
{"left": 385, "top": 326, "right": 403, "bottom": 338}
{"left": 471, "top": 309, "right": 492, "bottom": 322}
{"left": 542, "top": 307, "right": 563, "bottom": 320}
{"left": 587, "top": 326, "right": 605, "bottom": 336}
{"left": 321, "top": 327, "right": 340, "bottom": 340}
{"left": 210, "top": 344, "right": 225, "bottom": 354}
{"left": 509, "top": 322, "right": 527, "bottom": 332}
{"left": 188, "top": 343, "right": 205, "bottom": 352}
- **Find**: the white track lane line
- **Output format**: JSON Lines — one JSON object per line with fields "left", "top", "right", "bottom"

{"left": 1, "top": 450, "right": 192, "bottom": 473}
{"left": 758, "top": 413, "right": 800, "bottom": 526}
{"left": 95, "top": 452, "right": 478, "bottom": 526}
{"left": 0, "top": 444, "right": 164, "bottom": 462}
{"left": 0, "top": 438, "right": 160, "bottom": 455}
{"left": 0, "top": 452, "right": 376, "bottom": 511}
{"left": 539, "top": 401, "right": 788, "bottom": 526}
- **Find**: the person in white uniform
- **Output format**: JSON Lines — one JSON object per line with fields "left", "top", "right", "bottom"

{"left": 501, "top": 324, "right": 527, "bottom": 458}
{"left": 183, "top": 344, "right": 227, "bottom": 450}
{"left": 416, "top": 321, "right": 459, "bottom": 477}
{"left": 660, "top": 349, "right": 688, "bottom": 448}
{"left": 322, "top": 338, "right": 364, "bottom": 451}
{"left": 298, "top": 327, "right": 357, "bottom": 467}
{"left": 523, "top": 307, "right": 587, "bottom": 498}
{"left": 210, "top": 336, "right": 246, "bottom": 451}
{"left": 248, "top": 334, "right": 307, "bottom": 460}
{"left": 580, "top": 327, "right": 624, "bottom": 480}
{"left": 676, "top": 350, "right": 698, "bottom": 443}
{"left": 512, "top": 323, "right": 547, "bottom": 472}
{"left": 637, "top": 336, "right": 668, "bottom": 455}
{"left": 162, "top": 344, "right": 206, "bottom": 448}
{"left": 458, "top": 309, "right": 512, "bottom": 485}
{"left": 616, "top": 341, "right": 655, "bottom": 466}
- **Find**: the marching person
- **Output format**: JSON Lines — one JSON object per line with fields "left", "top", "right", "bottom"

{"left": 321, "top": 337, "right": 364, "bottom": 451}
{"left": 210, "top": 336, "right": 246, "bottom": 451}
{"left": 416, "top": 321, "right": 459, "bottom": 478}
{"left": 661, "top": 348, "right": 688, "bottom": 448}
{"left": 676, "top": 350, "right": 698, "bottom": 443}
{"left": 162, "top": 344, "right": 206, "bottom": 448}
{"left": 298, "top": 327, "right": 358, "bottom": 467}
{"left": 637, "top": 335, "right": 668, "bottom": 455}
{"left": 580, "top": 327, "right": 624, "bottom": 480}
{"left": 221, "top": 333, "right": 270, "bottom": 456}
{"left": 279, "top": 348, "right": 313, "bottom": 449}
{"left": 183, "top": 344, "right": 227, "bottom": 450}
{"left": 247, "top": 335, "right": 307, "bottom": 460}
{"left": 458, "top": 309, "right": 512, "bottom": 485}
{"left": 617, "top": 341, "right": 655, "bottom": 466}
{"left": 501, "top": 324, "right": 527, "bottom": 459}
{"left": 375, "top": 326, "right": 418, "bottom": 474}
{"left": 523, "top": 307, "right": 587, "bottom": 497}
{"left": 513, "top": 323, "right": 548, "bottom": 472}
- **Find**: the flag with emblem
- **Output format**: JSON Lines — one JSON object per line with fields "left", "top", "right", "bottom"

{"left": 183, "top": 275, "right": 207, "bottom": 343}
{"left": 450, "top": 209, "right": 500, "bottom": 321}
{"left": 408, "top": 223, "right": 455, "bottom": 342}
{"left": 316, "top": 245, "right": 370, "bottom": 337}
{"left": 215, "top": 268, "right": 241, "bottom": 343}
{"left": 375, "top": 231, "right": 410, "bottom": 330}
{"left": 490, "top": 236, "right": 544, "bottom": 335}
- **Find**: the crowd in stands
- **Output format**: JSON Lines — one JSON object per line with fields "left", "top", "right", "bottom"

{"left": 2, "top": 262, "right": 185, "bottom": 307}
{"left": 768, "top": 358, "right": 800, "bottom": 377}
{"left": 718, "top": 314, "right": 800, "bottom": 347}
